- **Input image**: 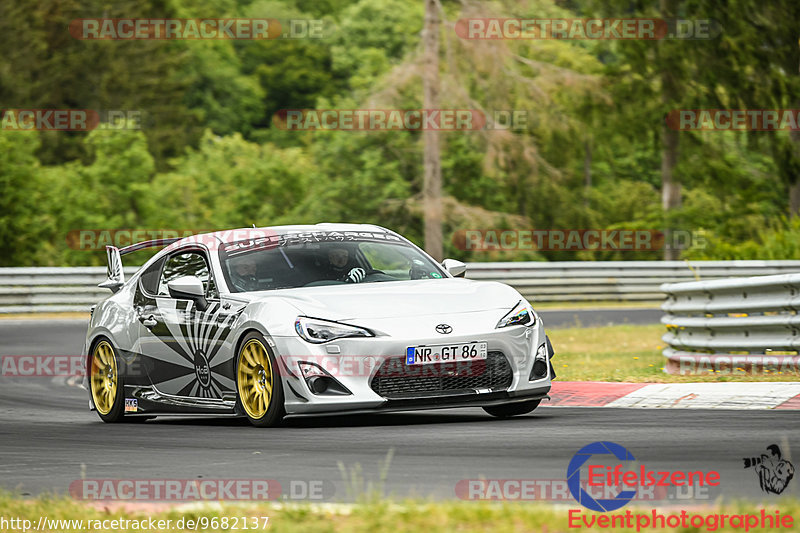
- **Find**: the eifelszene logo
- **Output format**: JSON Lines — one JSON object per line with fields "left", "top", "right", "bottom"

{"left": 567, "top": 441, "right": 721, "bottom": 512}
{"left": 568, "top": 442, "right": 638, "bottom": 512}
{"left": 743, "top": 444, "right": 795, "bottom": 495}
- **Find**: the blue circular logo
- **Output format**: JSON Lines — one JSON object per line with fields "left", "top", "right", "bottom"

{"left": 567, "top": 441, "right": 637, "bottom": 512}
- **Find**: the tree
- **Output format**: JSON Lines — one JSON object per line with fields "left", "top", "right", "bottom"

{"left": 0, "top": 133, "right": 43, "bottom": 266}
{"left": 422, "top": 0, "right": 443, "bottom": 261}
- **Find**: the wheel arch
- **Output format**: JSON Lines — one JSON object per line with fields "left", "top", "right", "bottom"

{"left": 232, "top": 326, "right": 270, "bottom": 364}
{"left": 232, "top": 325, "right": 290, "bottom": 378}
{"left": 85, "top": 333, "right": 114, "bottom": 384}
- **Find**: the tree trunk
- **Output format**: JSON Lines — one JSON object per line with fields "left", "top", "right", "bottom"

{"left": 660, "top": 0, "right": 681, "bottom": 260}
{"left": 790, "top": 129, "right": 800, "bottom": 217}
{"left": 583, "top": 138, "right": 592, "bottom": 208}
{"left": 790, "top": 179, "right": 800, "bottom": 217}
{"left": 422, "top": 0, "right": 443, "bottom": 261}
{"left": 661, "top": 119, "right": 681, "bottom": 260}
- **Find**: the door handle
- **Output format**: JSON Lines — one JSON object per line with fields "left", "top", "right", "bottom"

{"left": 142, "top": 316, "right": 157, "bottom": 328}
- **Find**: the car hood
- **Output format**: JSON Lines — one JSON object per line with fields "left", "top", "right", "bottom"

{"left": 239, "top": 278, "right": 523, "bottom": 322}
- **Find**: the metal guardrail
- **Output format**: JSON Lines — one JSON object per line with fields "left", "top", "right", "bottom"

{"left": 661, "top": 273, "right": 800, "bottom": 375}
{"left": 1, "top": 261, "right": 799, "bottom": 313}
{"left": 0, "top": 267, "right": 139, "bottom": 313}
{"left": 468, "top": 260, "right": 800, "bottom": 302}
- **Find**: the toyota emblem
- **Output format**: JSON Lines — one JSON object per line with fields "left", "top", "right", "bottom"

{"left": 435, "top": 324, "right": 453, "bottom": 334}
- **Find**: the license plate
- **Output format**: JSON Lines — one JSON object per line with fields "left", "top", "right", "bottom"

{"left": 406, "top": 342, "right": 488, "bottom": 366}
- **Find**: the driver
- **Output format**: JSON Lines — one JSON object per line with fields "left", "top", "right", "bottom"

{"left": 230, "top": 255, "right": 260, "bottom": 292}
{"left": 323, "top": 245, "right": 365, "bottom": 283}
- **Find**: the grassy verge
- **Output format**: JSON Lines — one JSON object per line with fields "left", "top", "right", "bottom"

{"left": 548, "top": 324, "right": 800, "bottom": 382}
{"left": 1, "top": 494, "right": 798, "bottom": 533}
{"left": 532, "top": 301, "right": 662, "bottom": 310}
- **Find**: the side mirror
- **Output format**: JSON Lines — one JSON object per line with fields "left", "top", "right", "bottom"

{"left": 167, "top": 276, "right": 208, "bottom": 311}
{"left": 441, "top": 258, "right": 467, "bottom": 278}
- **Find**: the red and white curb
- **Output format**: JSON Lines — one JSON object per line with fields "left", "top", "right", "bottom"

{"left": 547, "top": 381, "right": 800, "bottom": 410}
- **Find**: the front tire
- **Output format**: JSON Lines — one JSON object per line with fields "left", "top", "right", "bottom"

{"left": 483, "top": 399, "right": 541, "bottom": 418}
{"left": 236, "top": 332, "right": 285, "bottom": 427}
{"left": 89, "top": 339, "right": 125, "bottom": 423}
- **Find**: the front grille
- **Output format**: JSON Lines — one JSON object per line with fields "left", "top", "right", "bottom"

{"left": 370, "top": 351, "right": 513, "bottom": 399}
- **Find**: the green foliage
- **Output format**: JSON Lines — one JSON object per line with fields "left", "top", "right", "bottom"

{"left": 180, "top": 42, "right": 266, "bottom": 137}
{"left": 2, "top": 0, "right": 800, "bottom": 266}
{"left": 285, "top": 129, "right": 417, "bottom": 236}
{"left": 38, "top": 129, "right": 155, "bottom": 265}
{"left": 0, "top": 134, "right": 44, "bottom": 266}
{"left": 684, "top": 217, "right": 800, "bottom": 260}
{"left": 141, "top": 131, "right": 312, "bottom": 229}
{"left": 330, "top": 0, "right": 423, "bottom": 93}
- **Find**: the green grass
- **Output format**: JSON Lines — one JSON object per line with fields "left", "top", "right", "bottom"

{"left": 549, "top": 324, "right": 800, "bottom": 382}
{"left": 1, "top": 493, "right": 798, "bottom": 532}
{"left": 0, "top": 312, "right": 89, "bottom": 320}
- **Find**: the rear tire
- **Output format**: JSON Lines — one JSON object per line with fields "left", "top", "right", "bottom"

{"left": 235, "top": 332, "right": 285, "bottom": 427}
{"left": 89, "top": 339, "right": 125, "bottom": 423}
{"left": 483, "top": 399, "right": 541, "bottom": 418}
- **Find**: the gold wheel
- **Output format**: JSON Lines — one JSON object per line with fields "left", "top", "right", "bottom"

{"left": 90, "top": 341, "right": 118, "bottom": 415}
{"left": 237, "top": 339, "right": 274, "bottom": 420}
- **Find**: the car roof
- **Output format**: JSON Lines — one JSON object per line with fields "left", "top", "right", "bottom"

{"left": 175, "top": 223, "right": 393, "bottom": 246}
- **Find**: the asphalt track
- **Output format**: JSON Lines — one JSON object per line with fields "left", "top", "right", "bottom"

{"left": 1, "top": 317, "right": 798, "bottom": 505}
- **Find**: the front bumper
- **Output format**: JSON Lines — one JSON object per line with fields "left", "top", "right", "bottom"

{"left": 274, "top": 320, "right": 553, "bottom": 415}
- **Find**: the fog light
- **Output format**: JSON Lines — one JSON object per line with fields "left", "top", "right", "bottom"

{"left": 297, "top": 361, "right": 352, "bottom": 396}
{"left": 530, "top": 343, "right": 549, "bottom": 380}
{"left": 531, "top": 360, "right": 548, "bottom": 378}
{"left": 306, "top": 375, "right": 329, "bottom": 394}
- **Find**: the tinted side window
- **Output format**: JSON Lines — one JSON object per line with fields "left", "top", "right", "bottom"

{"left": 158, "top": 252, "right": 218, "bottom": 298}
{"left": 140, "top": 256, "right": 165, "bottom": 295}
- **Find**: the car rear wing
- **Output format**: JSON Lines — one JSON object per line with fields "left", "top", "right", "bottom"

{"left": 98, "top": 238, "right": 182, "bottom": 292}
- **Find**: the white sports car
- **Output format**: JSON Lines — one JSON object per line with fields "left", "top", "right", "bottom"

{"left": 85, "top": 224, "right": 554, "bottom": 427}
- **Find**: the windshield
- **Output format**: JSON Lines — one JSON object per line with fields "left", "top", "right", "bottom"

{"left": 219, "top": 232, "right": 445, "bottom": 292}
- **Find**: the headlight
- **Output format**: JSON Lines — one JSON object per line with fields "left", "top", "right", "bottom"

{"left": 496, "top": 301, "right": 535, "bottom": 329}
{"left": 295, "top": 316, "right": 373, "bottom": 344}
